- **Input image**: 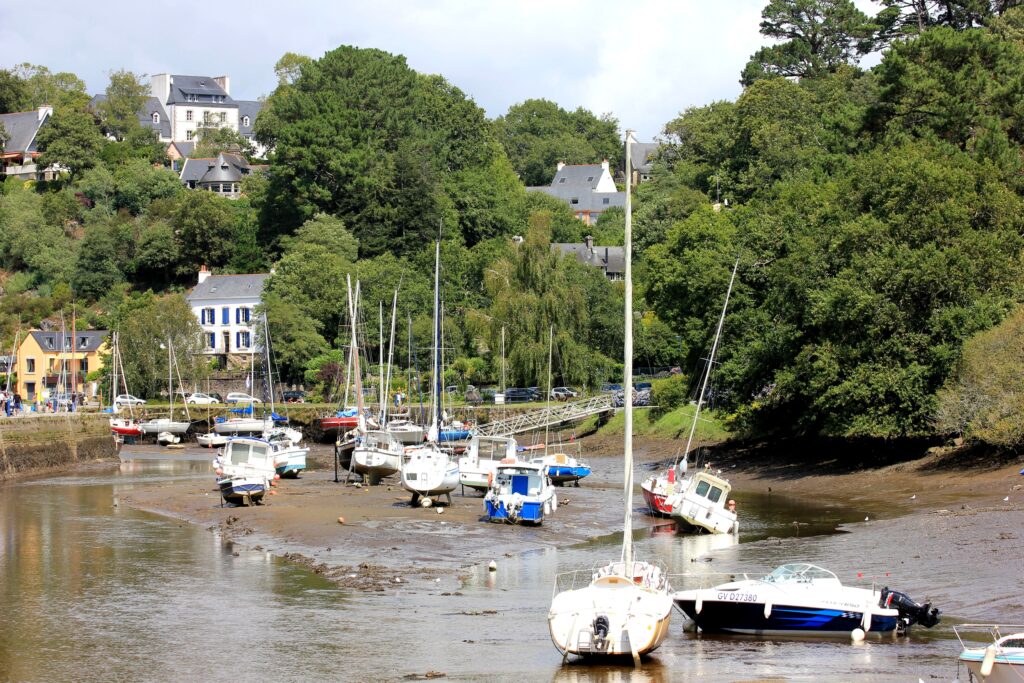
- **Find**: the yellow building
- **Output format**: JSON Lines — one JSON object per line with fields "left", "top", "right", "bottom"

{"left": 16, "top": 330, "right": 109, "bottom": 402}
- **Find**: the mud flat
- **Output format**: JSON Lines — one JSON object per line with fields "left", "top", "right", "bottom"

{"left": 0, "top": 414, "right": 117, "bottom": 480}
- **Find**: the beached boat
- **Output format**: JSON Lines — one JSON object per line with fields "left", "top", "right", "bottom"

{"left": 438, "top": 423, "right": 472, "bottom": 442}
{"left": 673, "top": 562, "right": 941, "bottom": 637}
{"left": 319, "top": 410, "right": 360, "bottom": 434}
{"left": 108, "top": 331, "right": 144, "bottom": 438}
{"left": 955, "top": 624, "right": 1024, "bottom": 683}
{"left": 667, "top": 468, "right": 738, "bottom": 535}
{"left": 110, "top": 418, "right": 144, "bottom": 438}
{"left": 214, "top": 412, "right": 273, "bottom": 434}
{"left": 197, "top": 432, "right": 229, "bottom": 448}
{"left": 640, "top": 465, "right": 680, "bottom": 517}
{"left": 484, "top": 460, "right": 557, "bottom": 524}
{"left": 400, "top": 242, "right": 460, "bottom": 507}
{"left": 141, "top": 338, "right": 192, "bottom": 436}
{"left": 386, "top": 418, "right": 424, "bottom": 444}
{"left": 459, "top": 435, "right": 519, "bottom": 492}
{"left": 269, "top": 439, "right": 307, "bottom": 478}
{"left": 141, "top": 418, "right": 190, "bottom": 435}
{"left": 156, "top": 431, "right": 181, "bottom": 445}
{"left": 213, "top": 437, "right": 276, "bottom": 506}
{"left": 531, "top": 448, "right": 591, "bottom": 486}
{"left": 548, "top": 133, "right": 674, "bottom": 664}
{"left": 352, "top": 429, "right": 403, "bottom": 484}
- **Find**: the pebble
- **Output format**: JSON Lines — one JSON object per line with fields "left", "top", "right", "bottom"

{"left": 337, "top": 516, "right": 345, "bottom": 525}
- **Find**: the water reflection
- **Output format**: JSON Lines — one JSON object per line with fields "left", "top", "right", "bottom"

{"left": 0, "top": 459, "right": 965, "bottom": 682}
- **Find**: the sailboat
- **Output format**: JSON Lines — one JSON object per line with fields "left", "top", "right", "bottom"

{"left": 256, "top": 316, "right": 308, "bottom": 478}
{"left": 548, "top": 131, "right": 673, "bottom": 662}
{"left": 641, "top": 259, "right": 738, "bottom": 521}
{"left": 108, "top": 331, "right": 144, "bottom": 439}
{"left": 353, "top": 287, "right": 403, "bottom": 484}
{"left": 400, "top": 241, "right": 460, "bottom": 507}
{"left": 140, "top": 338, "right": 191, "bottom": 437}
{"left": 386, "top": 315, "right": 426, "bottom": 444}
{"left": 214, "top": 353, "right": 273, "bottom": 435}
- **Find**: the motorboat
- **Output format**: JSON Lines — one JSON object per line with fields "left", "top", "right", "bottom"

{"left": 484, "top": 460, "right": 557, "bottom": 524}
{"left": 548, "top": 133, "right": 674, "bottom": 664}
{"left": 352, "top": 429, "right": 403, "bottom": 484}
{"left": 386, "top": 419, "right": 424, "bottom": 444}
{"left": 266, "top": 431, "right": 308, "bottom": 478}
{"left": 458, "top": 435, "right": 518, "bottom": 492}
{"left": 401, "top": 442, "right": 459, "bottom": 506}
{"left": 530, "top": 447, "right": 591, "bottom": 486}
{"left": 214, "top": 415, "right": 273, "bottom": 435}
{"left": 197, "top": 432, "right": 229, "bottom": 448}
{"left": 439, "top": 422, "right": 472, "bottom": 442}
{"left": 673, "top": 563, "right": 941, "bottom": 637}
{"left": 213, "top": 437, "right": 276, "bottom": 506}
{"left": 156, "top": 431, "right": 181, "bottom": 445}
{"left": 265, "top": 425, "right": 303, "bottom": 444}
{"left": 640, "top": 465, "right": 682, "bottom": 517}
{"left": 667, "top": 468, "right": 738, "bottom": 535}
{"left": 955, "top": 624, "right": 1024, "bottom": 683}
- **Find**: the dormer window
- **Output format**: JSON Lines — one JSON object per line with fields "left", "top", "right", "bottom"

{"left": 587, "top": 176, "right": 594, "bottom": 182}
{"left": 46, "top": 337, "right": 54, "bottom": 350}
{"left": 152, "top": 112, "right": 160, "bottom": 124}
{"left": 79, "top": 336, "right": 88, "bottom": 348}
{"left": 558, "top": 178, "right": 566, "bottom": 184}
{"left": 242, "top": 116, "right": 250, "bottom": 127}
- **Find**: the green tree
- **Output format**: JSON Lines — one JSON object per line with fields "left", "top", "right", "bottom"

{"left": 262, "top": 291, "right": 330, "bottom": 383}
{"left": 191, "top": 125, "right": 256, "bottom": 160}
{"left": 35, "top": 106, "right": 105, "bottom": 179}
{"left": 0, "top": 69, "right": 28, "bottom": 112}
{"left": 279, "top": 213, "right": 359, "bottom": 261}
{"left": 112, "top": 159, "right": 182, "bottom": 214}
{"left": 274, "top": 52, "right": 312, "bottom": 86}
{"left": 169, "top": 191, "right": 238, "bottom": 273}
{"left": 741, "top": 0, "right": 876, "bottom": 85}
{"left": 95, "top": 70, "right": 149, "bottom": 142}
{"left": 10, "top": 64, "right": 88, "bottom": 109}
{"left": 495, "top": 98, "right": 621, "bottom": 186}
{"left": 72, "top": 224, "right": 122, "bottom": 300}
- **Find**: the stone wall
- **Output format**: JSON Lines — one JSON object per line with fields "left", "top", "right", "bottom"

{"left": 0, "top": 414, "right": 116, "bottom": 480}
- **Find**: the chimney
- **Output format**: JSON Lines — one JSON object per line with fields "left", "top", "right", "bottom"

{"left": 601, "top": 159, "right": 609, "bottom": 172}
{"left": 585, "top": 235, "right": 594, "bottom": 250}
{"left": 213, "top": 75, "right": 230, "bottom": 95}
{"left": 198, "top": 265, "right": 211, "bottom": 284}
{"left": 556, "top": 161, "right": 565, "bottom": 172}
{"left": 38, "top": 105, "right": 52, "bottom": 122}
{"left": 150, "top": 74, "right": 171, "bottom": 105}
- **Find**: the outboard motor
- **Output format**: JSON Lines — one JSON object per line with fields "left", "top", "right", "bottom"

{"left": 880, "top": 588, "right": 941, "bottom": 632}
{"left": 592, "top": 615, "right": 611, "bottom": 651}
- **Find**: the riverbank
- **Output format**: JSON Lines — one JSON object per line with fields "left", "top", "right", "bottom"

{"left": 0, "top": 414, "right": 117, "bottom": 480}
{"left": 117, "top": 435, "right": 1024, "bottom": 614}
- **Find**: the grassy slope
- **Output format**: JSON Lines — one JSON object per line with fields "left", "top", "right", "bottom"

{"left": 590, "top": 405, "right": 730, "bottom": 442}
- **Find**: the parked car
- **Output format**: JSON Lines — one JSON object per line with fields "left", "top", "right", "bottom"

{"left": 282, "top": 390, "right": 306, "bottom": 403}
{"left": 226, "top": 392, "right": 262, "bottom": 404}
{"left": 550, "top": 386, "right": 579, "bottom": 400}
{"left": 503, "top": 388, "right": 534, "bottom": 403}
{"left": 207, "top": 392, "right": 224, "bottom": 403}
{"left": 444, "top": 385, "right": 460, "bottom": 395}
{"left": 115, "top": 394, "right": 146, "bottom": 406}
{"left": 599, "top": 383, "right": 623, "bottom": 393}
{"left": 185, "top": 392, "right": 219, "bottom": 405}
{"left": 633, "top": 381, "right": 652, "bottom": 391}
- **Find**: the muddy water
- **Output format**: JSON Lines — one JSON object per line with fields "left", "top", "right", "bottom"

{"left": 0, "top": 459, "right": 992, "bottom": 682}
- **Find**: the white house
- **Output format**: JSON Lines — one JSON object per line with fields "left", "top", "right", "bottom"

{"left": 526, "top": 160, "right": 625, "bottom": 226}
{"left": 147, "top": 73, "right": 264, "bottom": 154}
{"left": 186, "top": 266, "right": 269, "bottom": 367}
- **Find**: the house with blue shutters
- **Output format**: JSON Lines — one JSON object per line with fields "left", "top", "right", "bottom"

{"left": 186, "top": 266, "right": 269, "bottom": 367}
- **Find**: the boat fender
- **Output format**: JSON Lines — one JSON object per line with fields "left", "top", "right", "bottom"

{"left": 552, "top": 495, "right": 558, "bottom": 511}
{"left": 980, "top": 645, "right": 997, "bottom": 677}
{"left": 851, "top": 628, "right": 866, "bottom": 642}
{"left": 861, "top": 609, "right": 872, "bottom": 632}
{"left": 695, "top": 592, "right": 703, "bottom": 615}
{"left": 764, "top": 601, "right": 772, "bottom": 620}
{"left": 487, "top": 472, "right": 494, "bottom": 488}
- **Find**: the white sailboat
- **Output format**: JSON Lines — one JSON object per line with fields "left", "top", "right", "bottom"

{"left": 401, "top": 241, "right": 459, "bottom": 507}
{"left": 141, "top": 338, "right": 191, "bottom": 436}
{"left": 108, "top": 331, "right": 144, "bottom": 439}
{"left": 548, "top": 131, "right": 673, "bottom": 663}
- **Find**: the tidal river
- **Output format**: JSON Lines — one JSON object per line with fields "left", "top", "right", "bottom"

{"left": 0, "top": 458, "right": 979, "bottom": 682}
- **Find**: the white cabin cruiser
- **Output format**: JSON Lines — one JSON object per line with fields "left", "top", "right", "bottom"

{"left": 266, "top": 432, "right": 307, "bottom": 478}
{"left": 353, "top": 429, "right": 404, "bottom": 484}
{"left": 667, "top": 469, "right": 738, "bottom": 535}
{"left": 401, "top": 442, "right": 459, "bottom": 506}
{"left": 459, "top": 435, "right": 518, "bottom": 492}
{"left": 955, "top": 624, "right": 1024, "bottom": 683}
{"left": 673, "top": 563, "right": 941, "bottom": 637}
{"left": 213, "top": 437, "right": 276, "bottom": 506}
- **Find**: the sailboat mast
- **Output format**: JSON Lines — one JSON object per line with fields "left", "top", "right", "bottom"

{"left": 264, "top": 316, "right": 275, "bottom": 415}
{"left": 622, "top": 130, "right": 635, "bottom": 568}
{"left": 351, "top": 279, "right": 365, "bottom": 433}
{"left": 431, "top": 241, "right": 441, "bottom": 435}
{"left": 378, "top": 300, "right": 385, "bottom": 422}
{"left": 383, "top": 289, "right": 399, "bottom": 426}
{"left": 545, "top": 325, "right": 553, "bottom": 450}
{"left": 680, "top": 258, "right": 740, "bottom": 469}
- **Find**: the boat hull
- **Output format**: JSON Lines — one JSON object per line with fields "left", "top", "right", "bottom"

{"left": 319, "top": 416, "right": 359, "bottom": 433}
{"left": 674, "top": 598, "right": 896, "bottom": 636}
{"left": 273, "top": 448, "right": 307, "bottom": 478}
{"left": 641, "top": 483, "right": 673, "bottom": 517}
{"left": 546, "top": 465, "right": 591, "bottom": 484}
{"left": 387, "top": 425, "right": 425, "bottom": 444}
{"left": 352, "top": 447, "right": 401, "bottom": 481}
{"left": 215, "top": 418, "right": 271, "bottom": 434}
{"left": 217, "top": 477, "right": 266, "bottom": 505}
{"left": 401, "top": 446, "right": 460, "bottom": 500}
{"left": 485, "top": 497, "right": 544, "bottom": 524}
{"left": 197, "top": 433, "right": 229, "bottom": 448}
{"left": 960, "top": 649, "right": 1024, "bottom": 683}
{"left": 141, "top": 420, "right": 191, "bottom": 435}
{"left": 110, "top": 421, "right": 143, "bottom": 437}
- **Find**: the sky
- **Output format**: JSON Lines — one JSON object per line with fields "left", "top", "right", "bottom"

{"left": 2, "top": 0, "right": 879, "bottom": 141}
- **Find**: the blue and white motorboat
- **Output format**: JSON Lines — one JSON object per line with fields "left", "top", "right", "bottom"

{"left": 955, "top": 624, "right": 1024, "bottom": 683}
{"left": 439, "top": 424, "right": 472, "bottom": 442}
{"left": 530, "top": 448, "right": 591, "bottom": 486}
{"left": 673, "top": 563, "right": 941, "bottom": 637}
{"left": 213, "top": 437, "right": 276, "bottom": 506}
{"left": 484, "top": 460, "right": 557, "bottom": 525}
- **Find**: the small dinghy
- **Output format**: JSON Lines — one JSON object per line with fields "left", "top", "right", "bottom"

{"left": 197, "top": 432, "right": 229, "bottom": 448}
{"left": 955, "top": 624, "right": 1024, "bottom": 683}
{"left": 673, "top": 563, "right": 941, "bottom": 637}
{"left": 157, "top": 431, "right": 181, "bottom": 445}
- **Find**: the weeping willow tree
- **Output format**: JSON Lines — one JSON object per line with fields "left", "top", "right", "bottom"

{"left": 468, "top": 211, "right": 616, "bottom": 389}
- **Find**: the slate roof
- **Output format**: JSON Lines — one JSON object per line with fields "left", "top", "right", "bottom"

{"left": 29, "top": 330, "right": 108, "bottom": 353}
{"left": 528, "top": 185, "right": 625, "bottom": 213}
{"left": 236, "top": 100, "right": 262, "bottom": 137}
{"left": 552, "top": 243, "right": 625, "bottom": 275}
{"left": 0, "top": 109, "right": 48, "bottom": 155}
{"left": 187, "top": 273, "right": 269, "bottom": 302}
{"left": 169, "top": 141, "right": 195, "bottom": 158}
{"left": 180, "top": 152, "right": 251, "bottom": 184}
{"left": 551, "top": 163, "right": 605, "bottom": 190}
{"left": 167, "top": 75, "right": 237, "bottom": 107}
{"left": 630, "top": 142, "right": 660, "bottom": 174}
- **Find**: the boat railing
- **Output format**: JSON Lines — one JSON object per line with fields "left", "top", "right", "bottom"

{"left": 953, "top": 624, "right": 1024, "bottom": 649}
{"left": 553, "top": 560, "right": 669, "bottom": 597}
{"left": 667, "top": 567, "right": 892, "bottom": 593}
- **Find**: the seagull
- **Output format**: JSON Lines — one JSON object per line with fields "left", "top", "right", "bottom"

{"left": 910, "top": 494, "right": 916, "bottom": 500}
{"left": 1004, "top": 496, "right": 1010, "bottom": 502}
{"left": 864, "top": 516, "right": 870, "bottom": 522}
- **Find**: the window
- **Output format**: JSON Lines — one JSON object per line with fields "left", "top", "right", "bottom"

{"left": 558, "top": 178, "right": 566, "bottom": 184}
{"left": 236, "top": 307, "right": 252, "bottom": 324}
{"left": 203, "top": 111, "right": 212, "bottom": 124}
{"left": 222, "top": 307, "right": 230, "bottom": 325}
{"left": 186, "top": 110, "right": 193, "bottom": 121}
{"left": 186, "top": 131, "right": 194, "bottom": 141}
{"left": 80, "top": 358, "right": 88, "bottom": 375}
{"left": 570, "top": 198, "right": 579, "bottom": 205}
{"left": 587, "top": 176, "right": 594, "bottom": 182}
{"left": 236, "top": 331, "right": 251, "bottom": 349}
{"left": 602, "top": 197, "right": 610, "bottom": 205}
{"left": 26, "top": 358, "right": 35, "bottom": 374}
{"left": 79, "top": 336, "right": 88, "bottom": 349}
{"left": 694, "top": 480, "right": 711, "bottom": 497}
{"left": 207, "top": 333, "right": 216, "bottom": 350}
{"left": 25, "top": 382, "right": 35, "bottom": 399}
{"left": 219, "top": 112, "right": 226, "bottom": 123}
{"left": 201, "top": 307, "right": 215, "bottom": 325}
{"left": 152, "top": 112, "right": 160, "bottom": 124}
{"left": 65, "top": 336, "right": 72, "bottom": 349}
{"left": 708, "top": 486, "right": 723, "bottom": 504}
{"left": 242, "top": 116, "right": 250, "bottom": 127}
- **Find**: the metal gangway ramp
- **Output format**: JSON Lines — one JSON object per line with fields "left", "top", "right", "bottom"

{"left": 473, "top": 394, "right": 615, "bottom": 437}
